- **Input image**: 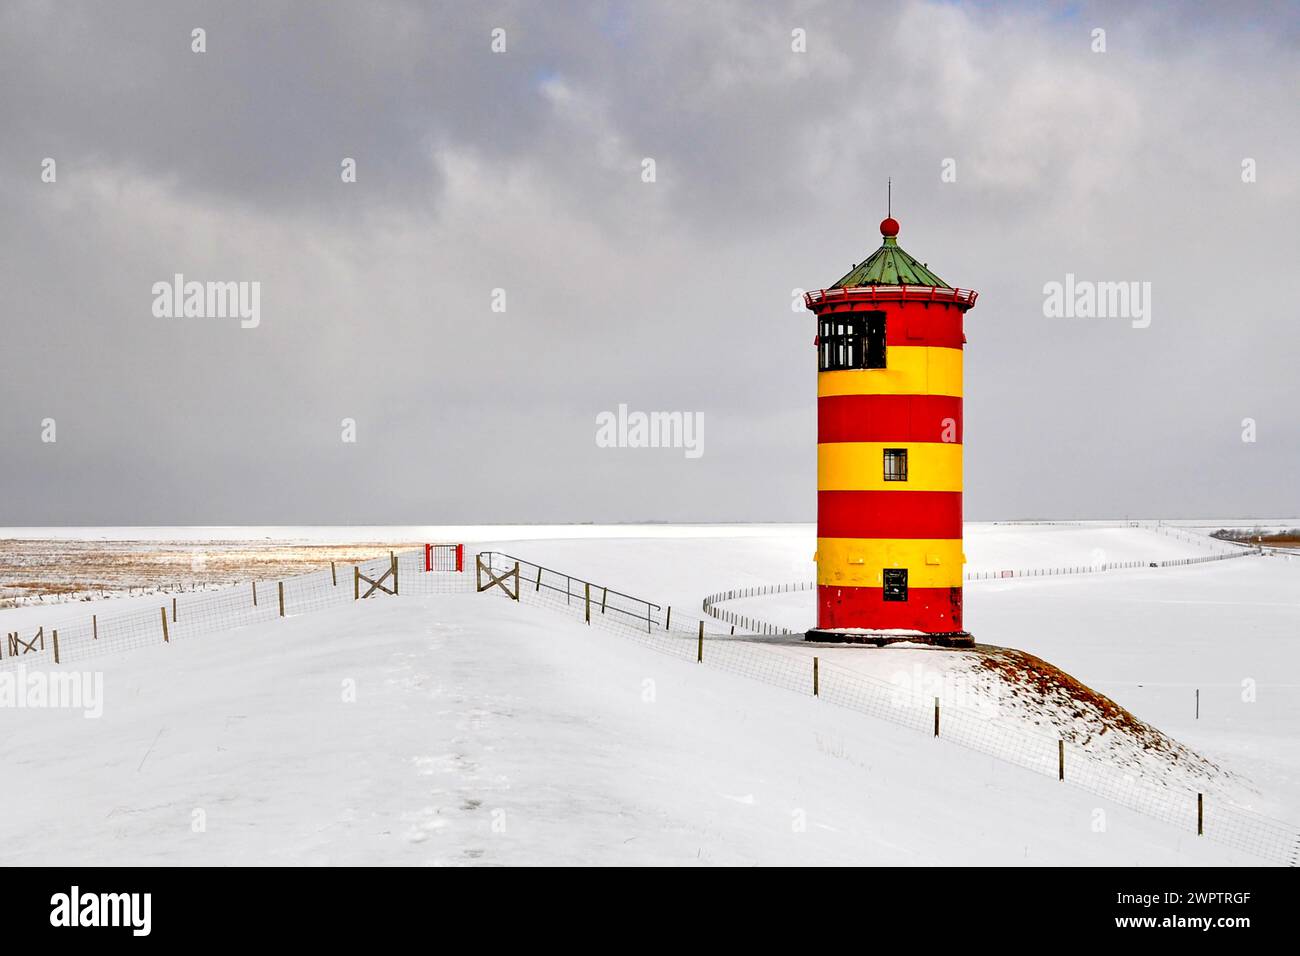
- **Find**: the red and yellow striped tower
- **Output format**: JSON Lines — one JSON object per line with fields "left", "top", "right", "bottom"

{"left": 804, "top": 215, "right": 978, "bottom": 646}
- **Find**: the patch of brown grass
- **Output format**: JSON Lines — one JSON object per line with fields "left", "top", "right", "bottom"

{"left": 974, "top": 645, "right": 1223, "bottom": 782}
{"left": 0, "top": 539, "right": 420, "bottom": 605}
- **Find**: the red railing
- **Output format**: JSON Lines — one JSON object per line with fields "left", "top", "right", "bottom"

{"left": 804, "top": 285, "right": 979, "bottom": 309}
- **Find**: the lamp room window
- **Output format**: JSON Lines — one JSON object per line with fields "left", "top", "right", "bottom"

{"left": 818, "top": 311, "right": 886, "bottom": 371}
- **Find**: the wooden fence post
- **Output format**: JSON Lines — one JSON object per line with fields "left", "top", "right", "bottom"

{"left": 92, "top": 614, "right": 97, "bottom": 640}
{"left": 600, "top": 587, "right": 607, "bottom": 614}
{"left": 584, "top": 583, "right": 591, "bottom": 624}
{"left": 160, "top": 607, "right": 169, "bottom": 643}
{"left": 331, "top": 561, "right": 337, "bottom": 586}
{"left": 252, "top": 581, "right": 258, "bottom": 606}
{"left": 278, "top": 581, "right": 285, "bottom": 617}
{"left": 697, "top": 621, "right": 703, "bottom": 662}
{"left": 172, "top": 597, "right": 177, "bottom": 623}
{"left": 813, "top": 656, "right": 819, "bottom": 697}
{"left": 354, "top": 566, "right": 360, "bottom": 601}
{"left": 392, "top": 554, "right": 399, "bottom": 596}
{"left": 933, "top": 697, "right": 940, "bottom": 737}
{"left": 666, "top": 606, "right": 672, "bottom": 631}
{"left": 1058, "top": 740, "right": 1065, "bottom": 781}
{"left": 1198, "top": 793, "right": 1204, "bottom": 835}
{"left": 52, "top": 629, "right": 59, "bottom": 664}
{"left": 536, "top": 566, "right": 542, "bottom": 592}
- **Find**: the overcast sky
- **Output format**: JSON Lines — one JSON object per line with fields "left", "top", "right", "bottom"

{"left": 1, "top": 0, "right": 1296, "bottom": 525}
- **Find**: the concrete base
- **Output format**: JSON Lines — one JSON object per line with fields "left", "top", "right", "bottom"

{"left": 804, "top": 629, "right": 975, "bottom": 648}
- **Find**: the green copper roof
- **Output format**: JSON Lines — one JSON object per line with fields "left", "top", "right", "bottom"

{"left": 831, "top": 230, "right": 951, "bottom": 289}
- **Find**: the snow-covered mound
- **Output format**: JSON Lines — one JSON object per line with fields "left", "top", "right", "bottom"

{"left": 976, "top": 646, "right": 1226, "bottom": 786}
{"left": 705, "top": 546, "right": 1300, "bottom": 833}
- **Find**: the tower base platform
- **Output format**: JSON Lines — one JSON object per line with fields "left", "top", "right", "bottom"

{"left": 804, "top": 629, "right": 974, "bottom": 648}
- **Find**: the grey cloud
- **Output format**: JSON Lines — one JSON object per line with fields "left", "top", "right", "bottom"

{"left": 0, "top": 0, "right": 1296, "bottom": 524}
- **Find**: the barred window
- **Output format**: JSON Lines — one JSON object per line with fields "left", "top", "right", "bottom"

{"left": 883, "top": 568, "right": 908, "bottom": 602}
{"left": 818, "top": 311, "right": 886, "bottom": 371}
{"left": 883, "top": 448, "right": 908, "bottom": 481}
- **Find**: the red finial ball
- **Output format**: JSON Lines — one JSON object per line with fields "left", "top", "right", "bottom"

{"left": 880, "top": 217, "right": 900, "bottom": 238}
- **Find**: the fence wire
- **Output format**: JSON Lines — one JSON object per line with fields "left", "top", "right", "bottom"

{"left": 701, "top": 549, "right": 1258, "bottom": 632}
{"left": 1, "top": 549, "right": 472, "bottom": 671}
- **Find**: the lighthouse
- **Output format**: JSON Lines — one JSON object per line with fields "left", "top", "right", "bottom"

{"left": 804, "top": 213, "right": 979, "bottom": 646}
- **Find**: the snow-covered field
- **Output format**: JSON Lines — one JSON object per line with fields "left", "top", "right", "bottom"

{"left": 0, "top": 522, "right": 1295, "bottom": 865}
{"left": 0, "top": 591, "right": 1250, "bottom": 866}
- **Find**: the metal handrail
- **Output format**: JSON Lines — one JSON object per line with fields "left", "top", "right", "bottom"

{"left": 804, "top": 285, "right": 979, "bottom": 308}
{"left": 479, "top": 551, "right": 661, "bottom": 630}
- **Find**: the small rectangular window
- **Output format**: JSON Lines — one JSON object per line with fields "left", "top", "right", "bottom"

{"left": 818, "top": 311, "right": 886, "bottom": 371}
{"left": 883, "top": 568, "right": 908, "bottom": 602}
{"left": 883, "top": 448, "right": 908, "bottom": 481}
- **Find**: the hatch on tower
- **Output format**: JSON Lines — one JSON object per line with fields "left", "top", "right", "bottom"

{"left": 883, "top": 568, "right": 909, "bottom": 602}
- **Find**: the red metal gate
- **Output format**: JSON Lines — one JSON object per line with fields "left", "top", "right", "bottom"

{"left": 424, "top": 543, "right": 464, "bottom": 572}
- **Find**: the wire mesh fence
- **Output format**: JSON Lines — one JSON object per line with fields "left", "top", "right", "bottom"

{"left": 701, "top": 550, "right": 1259, "bottom": 630}
{"left": 703, "top": 582, "right": 811, "bottom": 635}
{"left": 1, "top": 548, "right": 472, "bottom": 672}
{"left": 966, "top": 549, "right": 1252, "bottom": 580}
{"left": 481, "top": 551, "right": 1300, "bottom": 866}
